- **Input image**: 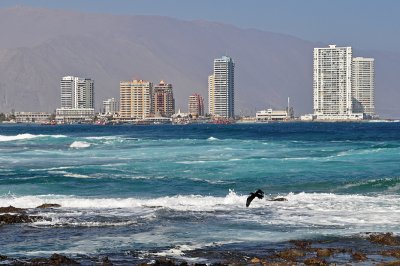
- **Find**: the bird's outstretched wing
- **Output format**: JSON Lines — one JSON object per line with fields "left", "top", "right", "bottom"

{"left": 246, "top": 193, "right": 256, "bottom": 207}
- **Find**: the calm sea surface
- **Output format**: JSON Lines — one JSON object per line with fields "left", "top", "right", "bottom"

{"left": 0, "top": 123, "right": 399, "bottom": 261}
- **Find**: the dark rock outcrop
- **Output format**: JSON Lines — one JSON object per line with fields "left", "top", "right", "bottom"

{"left": 0, "top": 205, "right": 26, "bottom": 213}
{"left": 36, "top": 203, "right": 61, "bottom": 209}
{"left": 304, "top": 257, "right": 328, "bottom": 266}
{"left": 381, "top": 249, "right": 400, "bottom": 258}
{"left": 290, "top": 240, "right": 311, "bottom": 249}
{"left": 276, "top": 249, "right": 305, "bottom": 261}
{"left": 101, "top": 256, "right": 113, "bottom": 266}
{"left": 352, "top": 252, "right": 367, "bottom": 261}
{"left": 29, "top": 253, "right": 79, "bottom": 265}
{"left": 271, "top": 198, "right": 288, "bottom": 201}
{"left": 369, "top": 233, "right": 400, "bottom": 246}
{"left": 316, "top": 248, "right": 333, "bottom": 257}
{"left": 0, "top": 214, "right": 43, "bottom": 224}
{"left": 0, "top": 255, "right": 7, "bottom": 260}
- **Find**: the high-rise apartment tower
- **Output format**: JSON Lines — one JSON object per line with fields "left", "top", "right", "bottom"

{"left": 352, "top": 57, "right": 375, "bottom": 116}
{"left": 60, "top": 76, "right": 94, "bottom": 109}
{"left": 313, "top": 45, "right": 353, "bottom": 119}
{"left": 208, "top": 56, "right": 235, "bottom": 118}
{"left": 152, "top": 81, "right": 175, "bottom": 117}
{"left": 119, "top": 80, "right": 153, "bottom": 120}
{"left": 188, "top": 93, "right": 204, "bottom": 117}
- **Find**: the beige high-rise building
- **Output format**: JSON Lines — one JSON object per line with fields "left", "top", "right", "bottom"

{"left": 188, "top": 93, "right": 204, "bottom": 117}
{"left": 119, "top": 80, "right": 153, "bottom": 120}
{"left": 152, "top": 81, "right": 175, "bottom": 117}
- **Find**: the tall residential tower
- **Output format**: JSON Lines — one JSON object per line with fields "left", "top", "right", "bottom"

{"left": 60, "top": 76, "right": 94, "bottom": 109}
{"left": 152, "top": 81, "right": 175, "bottom": 117}
{"left": 188, "top": 93, "right": 204, "bottom": 117}
{"left": 208, "top": 56, "right": 235, "bottom": 118}
{"left": 352, "top": 57, "right": 375, "bottom": 116}
{"left": 313, "top": 45, "right": 353, "bottom": 119}
{"left": 119, "top": 80, "right": 153, "bottom": 120}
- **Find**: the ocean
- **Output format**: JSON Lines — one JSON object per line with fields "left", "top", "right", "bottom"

{"left": 0, "top": 122, "right": 399, "bottom": 263}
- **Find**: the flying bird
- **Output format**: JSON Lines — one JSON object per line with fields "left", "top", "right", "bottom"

{"left": 246, "top": 189, "right": 264, "bottom": 207}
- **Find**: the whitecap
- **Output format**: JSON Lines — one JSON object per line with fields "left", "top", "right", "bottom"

{"left": 207, "top": 136, "right": 219, "bottom": 141}
{"left": 63, "top": 173, "right": 92, "bottom": 179}
{"left": 0, "top": 133, "right": 67, "bottom": 142}
{"left": 69, "top": 141, "right": 91, "bottom": 148}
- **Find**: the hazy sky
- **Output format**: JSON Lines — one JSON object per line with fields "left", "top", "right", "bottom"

{"left": 0, "top": 0, "right": 399, "bottom": 53}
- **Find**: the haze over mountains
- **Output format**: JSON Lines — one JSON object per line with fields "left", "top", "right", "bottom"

{"left": 0, "top": 6, "right": 399, "bottom": 117}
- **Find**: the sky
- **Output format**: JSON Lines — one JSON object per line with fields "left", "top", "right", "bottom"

{"left": 0, "top": 0, "right": 399, "bottom": 53}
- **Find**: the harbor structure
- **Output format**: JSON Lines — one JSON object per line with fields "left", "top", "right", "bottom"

{"left": 188, "top": 93, "right": 204, "bottom": 117}
{"left": 352, "top": 57, "right": 375, "bottom": 117}
{"left": 152, "top": 81, "right": 175, "bottom": 117}
{"left": 119, "top": 80, "right": 153, "bottom": 120}
{"left": 208, "top": 56, "right": 235, "bottom": 118}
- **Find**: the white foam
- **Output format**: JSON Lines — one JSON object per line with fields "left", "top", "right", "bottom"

{"left": 69, "top": 141, "right": 91, "bottom": 148}
{"left": 207, "top": 136, "right": 219, "bottom": 141}
{"left": 1, "top": 191, "right": 399, "bottom": 232}
{"left": 0, "top": 133, "right": 66, "bottom": 142}
{"left": 63, "top": 173, "right": 92, "bottom": 179}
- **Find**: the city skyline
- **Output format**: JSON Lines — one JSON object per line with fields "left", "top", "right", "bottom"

{"left": 0, "top": 6, "right": 398, "bottom": 118}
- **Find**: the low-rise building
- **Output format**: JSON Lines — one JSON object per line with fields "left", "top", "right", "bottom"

{"left": 15, "top": 112, "right": 52, "bottom": 123}
{"left": 256, "top": 108, "right": 294, "bottom": 121}
{"left": 56, "top": 108, "right": 95, "bottom": 123}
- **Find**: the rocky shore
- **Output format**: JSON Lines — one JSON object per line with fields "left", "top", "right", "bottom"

{"left": 0, "top": 232, "right": 399, "bottom": 265}
{"left": 1, "top": 205, "right": 400, "bottom": 265}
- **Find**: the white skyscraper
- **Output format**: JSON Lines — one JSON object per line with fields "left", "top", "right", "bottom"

{"left": 352, "top": 57, "right": 375, "bottom": 116}
{"left": 60, "top": 76, "right": 94, "bottom": 109}
{"left": 313, "top": 45, "right": 355, "bottom": 119}
{"left": 208, "top": 56, "right": 235, "bottom": 118}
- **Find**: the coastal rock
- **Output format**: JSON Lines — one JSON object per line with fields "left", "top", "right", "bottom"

{"left": 316, "top": 248, "right": 333, "bottom": 257}
{"left": 0, "top": 205, "right": 26, "bottom": 213}
{"left": 271, "top": 198, "right": 288, "bottom": 201}
{"left": 290, "top": 240, "right": 312, "bottom": 249}
{"left": 369, "top": 233, "right": 400, "bottom": 246}
{"left": 381, "top": 250, "right": 400, "bottom": 258}
{"left": 36, "top": 203, "right": 61, "bottom": 209}
{"left": 304, "top": 257, "right": 328, "bottom": 266}
{"left": 101, "top": 256, "right": 113, "bottom": 266}
{"left": 153, "top": 258, "right": 178, "bottom": 266}
{"left": 0, "top": 255, "right": 7, "bottom": 260}
{"left": 377, "top": 261, "right": 400, "bottom": 266}
{"left": 250, "top": 257, "right": 261, "bottom": 264}
{"left": 352, "top": 252, "right": 367, "bottom": 261}
{"left": 276, "top": 249, "right": 305, "bottom": 261}
{"left": 29, "top": 253, "right": 79, "bottom": 265}
{"left": 0, "top": 214, "right": 42, "bottom": 224}
{"left": 48, "top": 253, "right": 79, "bottom": 265}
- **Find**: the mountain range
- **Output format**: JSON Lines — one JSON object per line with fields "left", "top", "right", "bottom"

{"left": 0, "top": 6, "right": 399, "bottom": 117}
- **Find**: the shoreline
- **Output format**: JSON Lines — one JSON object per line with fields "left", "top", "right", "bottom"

{"left": 1, "top": 233, "right": 399, "bottom": 265}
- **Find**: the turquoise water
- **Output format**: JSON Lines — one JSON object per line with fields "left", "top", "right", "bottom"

{"left": 0, "top": 123, "right": 399, "bottom": 261}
